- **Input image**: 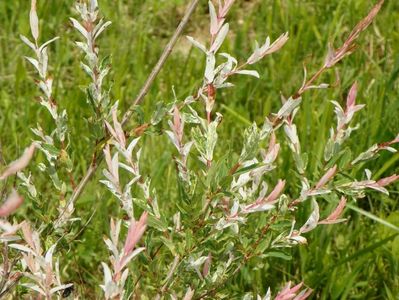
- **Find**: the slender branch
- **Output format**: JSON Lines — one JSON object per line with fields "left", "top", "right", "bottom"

{"left": 55, "top": 0, "right": 201, "bottom": 223}
{"left": 121, "top": 0, "right": 201, "bottom": 126}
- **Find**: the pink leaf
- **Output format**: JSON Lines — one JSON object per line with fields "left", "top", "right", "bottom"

{"left": 183, "top": 287, "right": 195, "bottom": 300}
{"left": 202, "top": 252, "right": 212, "bottom": 277}
{"left": 103, "top": 144, "right": 113, "bottom": 174}
{"left": 209, "top": 1, "right": 219, "bottom": 36}
{"left": 265, "top": 180, "right": 286, "bottom": 204}
{"left": 173, "top": 105, "right": 183, "bottom": 145}
{"left": 268, "top": 132, "right": 277, "bottom": 151}
{"left": 112, "top": 109, "right": 126, "bottom": 149}
{"left": 0, "top": 190, "right": 24, "bottom": 217}
{"left": 0, "top": 220, "right": 23, "bottom": 238}
{"left": 263, "top": 32, "right": 289, "bottom": 56}
{"left": 123, "top": 212, "right": 148, "bottom": 255}
{"left": 377, "top": 174, "right": 399, "bottom": 187}
{"left": 219, "top": 0, "right": 235, "bottom": 18}
{"left": 294, "top": 288, "right": 313, "bottom": 300}
{"left": 21, "top": 222, "right": 35, "bottom": 251}
{"left": 104, "top": 121, "right": 118, "bottom": 144}
{"left": 242, "top": 180, "right": 285, "bottom": 213}
{"left": 275, "top": 281, "right": 311, "bottom": 300}
{"left": 209, "top": 23, "right": 229, "bottom": 53}
{"left": 315, "top": 165, "right": 337, "bottom": 189}
{"left": 274, "top": 281, "right": 312, "bottom": 300}
{"left": 346, "top": 82, "right": 358, "bottom": 109}
{"left": 0, "top": 143, "right": 36, "bottom": 180}
{"left": 318, "top": 196, "right": 347, "bottom": 225}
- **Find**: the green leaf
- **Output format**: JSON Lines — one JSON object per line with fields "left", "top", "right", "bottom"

{"left": 240, "top": 123, "right": 260, "bottom": 162}
{"left": 131, "top": 105, "right": 145, "bottom": 125}
{"left": 41, "top": 143, "right": 60, "bottom": 157}
{"left": 206, "top": 121, "right": 218, "bottom": 162}
{"left": 234, "top": 162, "right": 264, "bottom": 176}
{"left": 324, "top": 138, "right": 335, "bottom": 161}
{"left": 159, "top": 236, "right": 177, "bottom": 256}
{"left": 264, "top": 251, "right": 292, "bottom": 261}
{"left": 147, "top": 215, "right": 168, "bottom": 232}
{"left": 151, "top": 101, "right": 167, "bottom": 125}
{"left": 192, "top": 127, "right": 207, "bottom": 159}
{"left": 339, "top": 148, "right": 352, "bottom": 169}
{"left": 293, "top": 152, "right": 307, "bottom": 174}
{"left": 207, "top": 153, "right": 230, "bottom": 190}
{"left": 100, "top": 55, "right": 111, "bottom": 69}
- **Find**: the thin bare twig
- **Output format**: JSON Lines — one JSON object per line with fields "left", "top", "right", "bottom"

{"left": 121, "top": 0, "right": 201, "bottom": 125}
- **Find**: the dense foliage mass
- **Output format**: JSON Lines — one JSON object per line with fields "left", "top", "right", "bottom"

{"left": 0, "top": 0, "right": 398, "bottom": 299}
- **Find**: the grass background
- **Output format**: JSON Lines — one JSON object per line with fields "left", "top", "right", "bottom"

{"left": 1, "top": 0, "right": 399, "bottom": 298}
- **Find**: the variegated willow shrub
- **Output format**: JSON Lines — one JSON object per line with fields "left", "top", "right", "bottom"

{"left": 0, "top": 0, "right": 397, "bottom": 299}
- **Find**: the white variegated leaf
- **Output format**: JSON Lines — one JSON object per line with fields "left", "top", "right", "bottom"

{"left": 39, "top": 37, "right": 60, "bottom": 52}
{"left": 277, "top": 97, "right": 302, "bottom": 118}
{"left": 300, "top": 199, "right": 320, "bottom": 233}
{"left": 50, "top": 284, "right": 73, "bottom": 294}
{"left": 20, "top": 34, "right": 36, "bottom": 51}
{"left": 205, "top": 53, "right": 216, "bottom": 83}
{"left": 210, "top": 23, "right": 229, "bottom": 53}
{"left": 235, "top": 70, "right": 260, "bottom": 78}
{"left": 22, "top": 283, "right": 46, "bottom": 296}
{"left": 186, "top": 36, "right": 207, "bottom": 53}
{"left": 94, "top": 20, "right": 112, "bottom": 40}
{"left": 70, "top": 18, "right": 88, "bottom": 39}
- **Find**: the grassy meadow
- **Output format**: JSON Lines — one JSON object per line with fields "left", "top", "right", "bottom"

{"left": 1, "top": 0, "right": 399, "bottom": 298}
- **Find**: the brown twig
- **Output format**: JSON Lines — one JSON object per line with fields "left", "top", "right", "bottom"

{"left": 121, "top": 0, "right": 201, "bottom": 126}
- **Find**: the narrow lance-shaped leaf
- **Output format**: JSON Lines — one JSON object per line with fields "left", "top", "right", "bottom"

{"left": 20, "top": 34, "right": 36, "bottom": 51}
{"left": 21, "top": 222, "right": 36, "bottom": 251}
{"left": 0, "top": 143, "right": 36, "bottom": 180}
{"left": 209, "top": 1, "right": 218, "bottom": 36}
{"left": 94, "top": 20, "right": 112, "bottom": 40}
{"left": 315, "top": 165, "right": 337, "bottom": 189}
{"left": 377, "top": 174, "right": 399, "bottom": 187}
{"left": 39, "top": 37, "right": 60, "bottom": 53}
{"left": 347, "top": 82, "right": 358, "bottom": 108}
{"left": 276, "top": 97, "right": 302, "bottom": 119}
{"left": 299, "top": 199, "right": 320, "bottom": 233}
{"left": 235, "top": 70, "right": 260, "bottom": 78}
{"left": 262, "top": 32, "right": 289, "bottom": 56}
{"left": 183, "top": 287, "right": 195, "bottom": 300}
{"left": 70, "top": 17, "right": 89, "bottom": 39}
{"left": 219, "top": 0, "right": 235, "bottom": 17}
{"left": 186, "top": 36, "right": 207, "bottom": 53}
{"left": 265, "top": 179, "right": 286, "bottom": 203}
{"left": 30, "top": 0, "right": 39, "bottom": 41}
{"left": 274, "top": 281, "right": 312, "bottom": 300}
{"left": 247, "top": 32, "right": 289, "bottom": 64}
{"left": 210, "top": 23, "right": 229, "bottom": 53}
{"left": 123, "top": 212, "right": 148, "bottom": 255}
{"left": 319, "top": 196, "right": 347, "bottom": 225}
{"left": 0, "top": 190, "right": 24, "bottom": 217}
{"left": 202, "top": 252, "right": 212, "bottom": 277}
